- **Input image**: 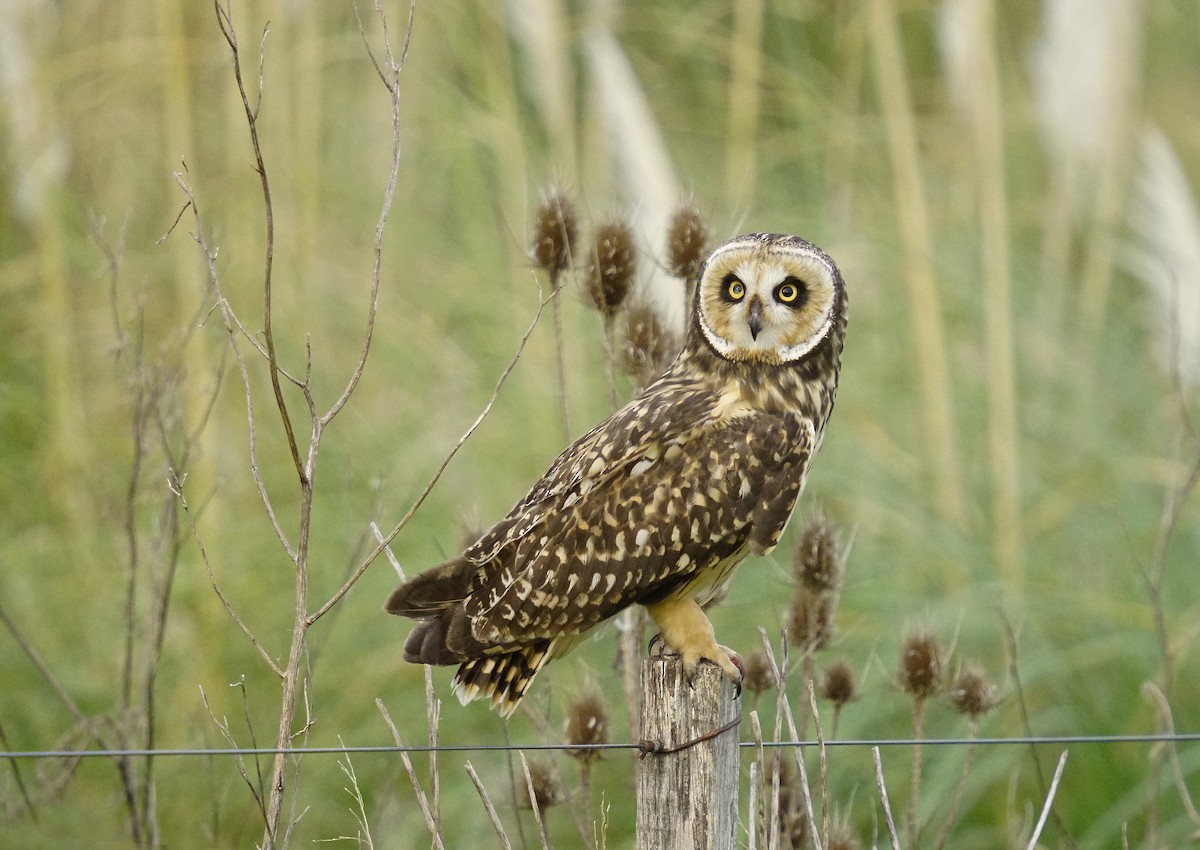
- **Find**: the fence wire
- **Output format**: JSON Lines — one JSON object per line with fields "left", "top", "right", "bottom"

{"left": 2, "top": 732, "right": 1197, "bottom": 761}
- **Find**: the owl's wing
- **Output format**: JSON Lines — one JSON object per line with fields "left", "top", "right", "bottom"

{"left": 462, "top": 378, "right": 716, "bottom": 565}
{"left": 463, "top": 404, "right": 815, "bottom": 647}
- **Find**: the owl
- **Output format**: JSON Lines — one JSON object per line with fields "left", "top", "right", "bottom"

{"left": 387, "top": 233, "right": 847, "bottom": 716}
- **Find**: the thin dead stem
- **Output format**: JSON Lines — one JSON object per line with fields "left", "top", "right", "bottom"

{"left": 872, "top": 746, "right": 901, "bottom": 850}
{"left": 520, "top": 753, "right": 553, "bottom": 850}
{"left": 1026, "top": 751, "right": 1069, "bottom": 850}
{"left": 316, "top": 277, "right": 557, "bottom": 623}
{"left": 465, "top": 761, "right": 514, "bottom": 850}
{"left": 375, "top": 699, "right": 447, "bottom": 850}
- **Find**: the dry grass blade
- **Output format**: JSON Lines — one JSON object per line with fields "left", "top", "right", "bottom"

{"left": 1026, "top": 751, "right": 1069, "bottom": 850}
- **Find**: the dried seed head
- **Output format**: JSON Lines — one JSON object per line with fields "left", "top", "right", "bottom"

{"left": 531, "top": 191, "right": 577, "bottom": 277}
{"left": 517, "top": 759, "right": 564, "bottom": 810}
{"left": 899, "top": 630, "right": 944, "bottom": 701}
{"left": 620, "top": 303, "right": 679, "bottom": 389}
{"left": 788, "top": 589, "right": 835, "bottom": 653}
{"left": 950, "top": 664, "right": 996, "bottom": 719}
{"left": 828, "top": 824, "right": 862, "bottom": 850}
{"left": 565, "top": 690, "right": 608, "bottom": 764}
{"left": 794, "top": 514, "right": 840, "bottom": 592}
{"left": 586, "top": 220, "right": 637, "bottom": 319}
{"left": 741, "top": 649, "right": 775, "bottom": 698}
{"left": 821, "top": 661, "right": 857, "bottom": 707}
{"left": 665, "top": 202, "right": 708, "bottom": 281}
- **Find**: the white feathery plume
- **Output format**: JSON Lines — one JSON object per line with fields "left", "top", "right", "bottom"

{"left": 1030, "top": 0, "right": 1141, "bottom": 179}
{"left": 505, "top": 0, "right": 574, "bottom": 155}
{"left": 935, "top": 0, "right": 979, "bottom": 113}
{"left": 1123, "top": 126, "right": 1200, "bottom": 390}
{"left": 0, "top": 0, "right": 70, "bottom": 224}
{"left": 584, "top": 1, "right": 686, "bottom": 337}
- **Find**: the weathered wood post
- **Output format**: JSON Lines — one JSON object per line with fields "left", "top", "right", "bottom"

{"left": 636, "top": 656, "right": 741, "bottom": 850}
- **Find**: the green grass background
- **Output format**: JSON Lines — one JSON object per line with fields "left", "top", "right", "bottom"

{"left": 1, "top": 1, "right": 1198, "bottom": 847}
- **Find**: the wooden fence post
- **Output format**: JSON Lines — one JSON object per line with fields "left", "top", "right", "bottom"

{"left": 635, "top": 656, "right": 741, "bottom": 850}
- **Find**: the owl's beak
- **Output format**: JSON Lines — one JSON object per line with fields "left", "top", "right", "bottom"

{"left": 747, "top": 298, "right": 764, "bottom": 340}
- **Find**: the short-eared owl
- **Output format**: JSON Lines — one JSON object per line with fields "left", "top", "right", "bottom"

{"left": 388, "top": 233, "right": 847, "bottom": 716}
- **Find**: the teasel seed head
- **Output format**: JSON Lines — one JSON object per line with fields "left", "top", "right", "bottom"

{"left": 620, "top": 302, "right": 679, "bottom": 389}
{"left": 899, "top": 629, "right": 944, "bottom": 701}
{"left": 950, "top": 664, "right": 996, "bottom": 719}
{"left": 564, "top": 690, "right": 608, "bottom": 765}
{"left": 585, "top": 219, "right": 637, "bottom": 319}
{"left": 531, "top": 191, "right": 577, "bottom": 278}
{"left": 821, "top": 660, "right": 857, "bottom": 708}
{"left": 788, "top": 588, "right": 835, "bottom": 653}
{"left": 794, "top": 513, "right": 841, "bottom": 593}
{"left": 741, "top": 649, "right": 775, "bottom": 699}
{"left": 828, "top": 823, "right": 862, "bottom": 850}
{"left": 665, "top": 202, "right": 708, "bottom": 282}
{"left": 517, "top": 759, "right": 564, "bottom": 810}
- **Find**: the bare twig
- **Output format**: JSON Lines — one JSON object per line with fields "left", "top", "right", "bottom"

{"left": 1026, "top": 751, "right": 1069, "bottom": 850}
{"left": 465, "top": 761, "right": 514, "bottom": 850}
{"left": 214, "top": 0, "right": 302, "bottom": 483}
{"left": 170, "top": 470, "right": 282, "bottom": 677}
{"left": 375, "top": 699, "right": 446, "bottom": 850}
{"left": 314, "top": 278, "right": 557, "bottom": 623}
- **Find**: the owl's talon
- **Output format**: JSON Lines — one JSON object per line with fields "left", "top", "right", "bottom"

{"left": 647, "top": 632, "right": 675, "bottom": 658}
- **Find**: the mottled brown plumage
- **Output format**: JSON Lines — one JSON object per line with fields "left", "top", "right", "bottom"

{"left": 387, "top": 233, "right": 847, "bottom": 715}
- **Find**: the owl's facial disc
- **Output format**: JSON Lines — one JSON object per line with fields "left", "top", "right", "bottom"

{"left": 697, "top": 236, "right": 841, "bottom": 365}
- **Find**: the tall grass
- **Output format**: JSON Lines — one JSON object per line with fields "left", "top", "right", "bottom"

{"left": 0, "top": 1, "right": 1198, "bottom": 847}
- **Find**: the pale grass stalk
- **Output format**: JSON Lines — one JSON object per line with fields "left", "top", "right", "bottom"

{"left": 868, "top": 0, "right": 965, "bottom": 527}
{"left": 520, "top": 753, "right": 552, "bottom": 850}
{"left": 1141, "top": 684, "right": 1200, "bottom": 829}
{"left": 749, "top": 710, "right": 766, "bottom": 849}
{"left": 747, "top": 759, "right": 759, "bottom": 850}
{"left": 465, "top": 762, "right": 514, "bottom": 850}
{"left": 759, "top": 630, "right": 823, "bottom": 850}
{"left": 375, "top": 699, "right": 446, "bottom": 850}
{"left": 1026, "top": 751, "right": 1069, "bottom": 850}
{"left": 425, "top": 667, "right": 442, "bottom": 838}
{"left": 724, "top": 0, "right": 765, "bottom": 205}
{"left": 872, "top": 746, "right": 901, "bottom": 850}
{"left": 952, "top": 0, "right": 1024, "bottom": 589}
{"left": 584, "top": 1, "right": 685, "bottom": 337}
{"left": 806, "top": 680, "right": 829, "bottom": 846}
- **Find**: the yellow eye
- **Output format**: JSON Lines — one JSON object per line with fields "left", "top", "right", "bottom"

{"left": 776, "top": 278, "right": 804, "bottom": 304}
{"left": 725, "top": 278, "right": 745, "bottom": 300}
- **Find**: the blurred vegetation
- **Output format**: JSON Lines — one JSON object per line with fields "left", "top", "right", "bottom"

{"left": 1, "top": 0, "right": 1199, "bottom": 847}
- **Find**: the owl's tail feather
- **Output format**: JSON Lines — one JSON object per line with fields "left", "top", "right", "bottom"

{"left": 385, "top": 558, "right": 474, "bottom": 617}
{"left": 453, "top": 640, "right": 556, "bottom": 718}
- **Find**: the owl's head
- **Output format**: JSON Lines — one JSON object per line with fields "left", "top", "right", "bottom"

{"left": 691, "top": 233, "right": 845, "bottom": 365}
